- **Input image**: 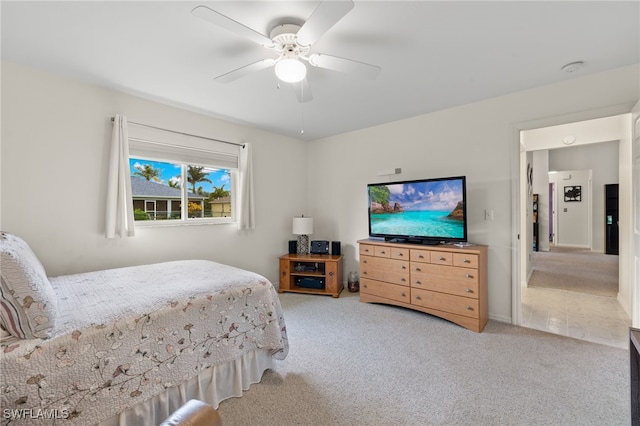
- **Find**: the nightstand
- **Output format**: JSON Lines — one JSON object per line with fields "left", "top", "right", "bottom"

{"left": 278, "top": 253, "right": 343, "bottom": 298}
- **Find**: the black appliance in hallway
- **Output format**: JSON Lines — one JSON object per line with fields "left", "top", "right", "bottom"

{"left": 605, "top": 183, "right": 619, "bottom": 255}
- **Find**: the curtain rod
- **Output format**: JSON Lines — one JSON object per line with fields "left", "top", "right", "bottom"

{"left": 111, "top": 117, "right": 245, "bottom": 148}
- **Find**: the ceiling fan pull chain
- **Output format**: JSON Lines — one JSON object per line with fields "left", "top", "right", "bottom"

{"left": 300, "top": 83, "right": 305, "bottom": 135}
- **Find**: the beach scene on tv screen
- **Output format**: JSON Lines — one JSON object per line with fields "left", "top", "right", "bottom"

{"left": 369, "top": 179, "right": 465, "bottom": 238}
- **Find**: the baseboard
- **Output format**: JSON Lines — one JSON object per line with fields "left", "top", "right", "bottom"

{"left": 618, "top": 293, "right": 631, "bottom": 318}
{"left": 489, "top": 313, "right": 512, "bottom": 324}
{"left": 553, "top": 244, "right": 591, "bottom": 249}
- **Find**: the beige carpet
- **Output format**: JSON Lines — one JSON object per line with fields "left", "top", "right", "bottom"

{"left": 528, "top": 246, "right": 619, "bottom": 297}
{"left": 216, "top": 292, "right": 629, "bottom": 425}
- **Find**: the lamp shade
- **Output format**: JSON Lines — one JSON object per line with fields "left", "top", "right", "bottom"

{"left": 292, "top": 217, "right": 313, "bottom": 235}
{"left": 275, "top": 58, "right": 307, "bottom": 83}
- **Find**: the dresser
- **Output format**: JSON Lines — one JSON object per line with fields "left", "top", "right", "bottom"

{"left": 358, "top": 239, "right": 488, "bottom": 332}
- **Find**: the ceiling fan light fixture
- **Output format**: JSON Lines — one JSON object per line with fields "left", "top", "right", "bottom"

{"left": 275, "top": 58, "right": 307, "bottom": 83}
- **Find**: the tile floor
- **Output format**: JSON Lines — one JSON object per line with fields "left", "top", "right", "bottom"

{"left": 521, "top": 285, "right": 631, "bottom": 349}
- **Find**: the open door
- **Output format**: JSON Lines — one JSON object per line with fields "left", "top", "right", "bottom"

{"left": 549, "top": 182, "right": 555, "bottom": 245}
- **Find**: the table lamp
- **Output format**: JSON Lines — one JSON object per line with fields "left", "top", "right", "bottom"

{"left": 292, "top": 216, "right": 313, "bottom": 255}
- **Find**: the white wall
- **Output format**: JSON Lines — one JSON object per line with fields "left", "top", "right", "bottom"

{"left": 3, "top": 62, "right": 638, "bottom": 324}
{"left": 549, "top": 141, "right": 619, "bottom": 252}
{"left": 549, "top": 170, "right": 592, "bottom": 247}
{"left": 307, "top": 64, "right": 639, "bottom": 323}
{"left": 1, "top": 62, "right": 307, "bottom": 284}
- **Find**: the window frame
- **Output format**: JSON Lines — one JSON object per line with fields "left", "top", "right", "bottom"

{"left": 130, "top": 156, "right": 238, "bottom": 228}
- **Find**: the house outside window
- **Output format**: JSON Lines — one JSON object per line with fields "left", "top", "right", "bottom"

{"left": 209, "top": 195, "right": 232, "bottom": 218}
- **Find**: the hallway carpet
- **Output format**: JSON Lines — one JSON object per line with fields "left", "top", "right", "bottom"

{"left": 528, "top": 246, "right": 618, "bottom": 297}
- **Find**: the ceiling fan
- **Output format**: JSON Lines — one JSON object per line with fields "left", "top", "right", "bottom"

{"left": 192, "top": 0, "right": 381, "bottom": 103}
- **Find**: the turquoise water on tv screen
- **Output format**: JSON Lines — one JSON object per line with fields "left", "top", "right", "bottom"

{"left": 370, "top": 210, "right": 464, "bottom": 238}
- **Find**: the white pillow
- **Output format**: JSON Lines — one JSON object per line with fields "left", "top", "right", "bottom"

{"left": 0, "top": 232, "right": 57, "bottom": 339}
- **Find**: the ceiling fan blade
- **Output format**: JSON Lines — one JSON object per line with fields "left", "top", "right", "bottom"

{"left": 296, "top": 0, "right": 354, "bottom": 47}
{"left": 308, "top": 53, "right": 381, "bottom": 80}
{"left": 293, "top": 79, "right": 313, "bottom": 103}
{"left": 192, "top": 5, "right": 274, "bottom": 47}
{"left": 215, "top": 58, "right": 276, "bottom": 83}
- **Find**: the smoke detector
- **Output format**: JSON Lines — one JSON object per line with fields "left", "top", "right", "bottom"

{"left": 561, "top": 61, "right": 585, "bottom": 73}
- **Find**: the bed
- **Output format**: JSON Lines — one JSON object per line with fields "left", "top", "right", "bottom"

{"left": 0, "top": 232, "right": 288, "bottom": 425}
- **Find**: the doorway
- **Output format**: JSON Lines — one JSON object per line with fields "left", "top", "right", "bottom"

{"left": 605, "top": 183, "right": 619, "bottom": 255}
{"left": 548, "top": 182, "right": 554, "bottom": 245}
{"left": 515, "top": 113, "right": 633, "bottom": 348}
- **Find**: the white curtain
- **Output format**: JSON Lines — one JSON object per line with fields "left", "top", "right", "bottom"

{"left": 105, "top": 115, "right": 135, "bottom": 238}
{"left": 238, "top": 143, "right": 255, "bottom": 230}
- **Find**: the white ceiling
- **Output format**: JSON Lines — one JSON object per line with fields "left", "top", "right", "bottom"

{"left": 2, "top": 1, "right": 639, "bottom": 141}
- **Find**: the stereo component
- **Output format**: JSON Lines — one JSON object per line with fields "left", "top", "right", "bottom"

{"left": 310, "top": 240, "right": 330, "bottom": 255}
{"left": 331, "top": 241, "right": 341, "bottom": 256}
{"left": 295, "top": 277, "right": 325, "bottom": 289}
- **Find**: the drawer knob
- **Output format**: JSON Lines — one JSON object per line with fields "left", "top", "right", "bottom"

{"left": 416, "top": 296, "right": 422, "bottom": 300}
{"left": 380, "top": 250, "right": 386, "bottom": 254}
{"left": 363, "top": 271, "right": 367, "bottom": 275}
{"left": 401, "top": 265, "right": 406, "bottom": 270}
{"left": 463, "top": 259, "right": 470, "bottom": 263}
{"left": 466, "top": 274, "right": 473, "bottom": 279}
{"left": 415, "top": 280, "right": 422, "bottom": 285}
{"left": 363, "top": 260, "right": 368, "bottom": 264}
{"left": 466, "top": 306, "right": 473, "bottom": 311}
{"left": 419, "top": 255, "right": 424, "bottom": 259}
{"left": 414, "top": 267, "right": 421, "bottom": 272}
{"left": 401, "top": 292, "right": 406, "bottom": 297}
{"left": 466, "top": 288, "right": 472, "bottom": 293}
{"left": 329, "top": 272, "right": 334, "bottom": 276}
{"left": 401, "top": 278, "right": 406, "bottom": 282}
{"left": 397, "top": 252, "right": 404, "bottom": 256}
{"left": 439, "top": 256, "right": 446, "bottom": 261}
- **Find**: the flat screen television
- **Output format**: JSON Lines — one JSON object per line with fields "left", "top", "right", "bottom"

{"left": 367, "top": 176, "right": 467, "bottom": 245}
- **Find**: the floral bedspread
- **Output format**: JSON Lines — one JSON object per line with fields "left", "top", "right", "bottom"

{"left": 0, "top": 260, "right": 288, "bottom": 425}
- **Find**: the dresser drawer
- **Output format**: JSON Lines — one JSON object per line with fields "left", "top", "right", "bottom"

{"left": 390, "top": 247, "right": 410, "bottom": 260}
{"left": 411, "top": 269, "right": 479, "bottom": 299}
{"left": 361, "top": 255, "right": 409, "bottom": 272}
{"left": 361, "top": 278, "right": 411, "bottom": 304}
{"left": 453, "top": 253, "right": 478, "bottom": 269}
{"left": 412, "top": 288, "right": 479, "bottom": 319}
{"left": 410, "top": 249, "right": 431, "bottom": 263}
{"left": 416, "top": 263, "right": 478, "bottom": 285}
{"left": 359, "top": 244, "right": 375, "bottom": 256}
{"left": 360, "top": 256, "right": 410, "bottom": 286}
{"left": 374, "top": 246, "right": 391, "bottom": 258}
{"left": 430, "top": 251, "right": 453, "bottom": 265}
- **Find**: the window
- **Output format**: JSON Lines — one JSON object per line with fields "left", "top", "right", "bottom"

{"left": 126, "top": 122, "right": 241, "bottom": 226}
{"left": 129, "top": 158, "right": 235, "bottom": 223}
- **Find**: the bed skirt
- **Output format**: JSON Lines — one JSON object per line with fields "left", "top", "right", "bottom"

{"left": 99, "top": 348, "right": 275, "bottom": 426}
